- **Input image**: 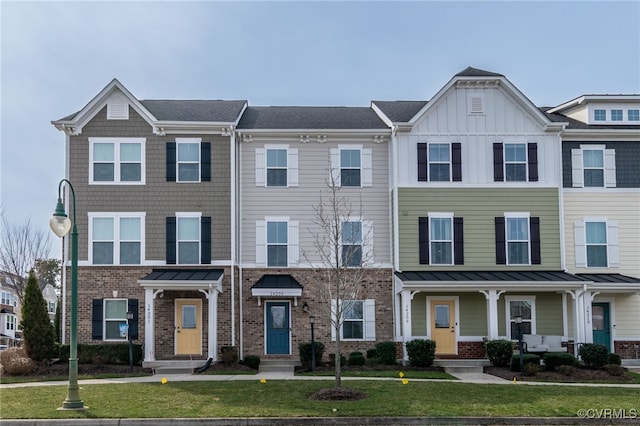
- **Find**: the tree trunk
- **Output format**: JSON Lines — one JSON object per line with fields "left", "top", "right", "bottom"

{"left": 334, "top": 323, "right": 342, "bottom": 387}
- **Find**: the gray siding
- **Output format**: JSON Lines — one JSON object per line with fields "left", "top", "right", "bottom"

{"left": 562, "top": 141, "right": 640, "bottom": 188}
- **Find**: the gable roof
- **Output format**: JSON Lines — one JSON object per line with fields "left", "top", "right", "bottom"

{"left": 140, "top": 100, "right": 247, "bottom": 122}
{"left": 371, "top": 101, "right": 429, "bottom": 123}
{"left": 455, "top": 66, "right": 504, "bottom": 78}
{"left": 237, "top": 106, "right": 389, "bottom": 130}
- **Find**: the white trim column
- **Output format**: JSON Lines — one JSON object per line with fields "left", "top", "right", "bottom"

{"left": 144, "top": 288, "right": 155, "bottom": 362}
{"left": 200, "top": 284, "right": 221, "bottom": 361}
{"left": 481, "top": 290, "right": 502, "bottom": 340}
{"left": 400, "top": 289, "right": 412, "bottom": 362}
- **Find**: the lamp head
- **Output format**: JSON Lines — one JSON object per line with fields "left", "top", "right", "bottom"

{"left": 309, "top": 315, "right": 315, "bottom": 324}
{"left": 50, "top": 198, "right": 71, "bottom": 237}
{"left": 302, "top": 302, "right": 309, "bottom": 313}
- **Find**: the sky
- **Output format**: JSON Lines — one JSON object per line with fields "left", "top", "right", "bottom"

{"left": 1, "top": 0, "right": 639, "bottom": 260}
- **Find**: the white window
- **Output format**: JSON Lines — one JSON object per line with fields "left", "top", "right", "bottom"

{"left": 177, "top": 214, "right": 200, "bottom": 265}
{"left": 104, "top": 299, "right": 127, "bottom": 341}
{"left": 505, "top": 296, "right": 536, "bottom": 339}
{"left": 594, "top": 109, "right": 606, "bottom": 121}
{"left": 89, "top": 213, "right": 145, "bottom": 265}
{"left": 571, "top": 145, "right": 616, "bottom": 188}
{"left": 505, "top": 214, "right": 530, "bottom": 265}
{"left": 255, "top": 218, "right": 299, "bottom": 267}
{"left": 330, "top": 146, "right": 372, "bottom": 187}
{"left": 342, "top": 221, "right": 362, "bottom": 267}
{"left": 611, "top": 109, "right": 623, "bottom": 121}
{"left": 89, "top": 138, "right": 145, "bottom": 184}
{"left": 428, "top": 143, "right": 451, "bottom": 182}
{"left": 429, "top": 215, "right": 453, "bottom": 265}
{"left": 574, "top": 219, "right": 619, "bottom": 268}
{"left": 504, "top": 143, "right": 527, "bottom": 182}
{"left": 628, "top": 109, "right": 640, "bottom": 121}
{"left": 5, "top": 314, "right": 16, "bottom": 331}
{"left": 48, "top": 301, "right": 56, "bottom": 314}
{"left": 177, "top": 139, "right": 200, "bottom": 182}
{"left": 331, "top": 299, "right": 376, "bottom": 341}
{"left": 1, "top": 291, "right": 13, "bottom": 305}
{"left": 255, "top": 146, "right": 298, "bottom": 187}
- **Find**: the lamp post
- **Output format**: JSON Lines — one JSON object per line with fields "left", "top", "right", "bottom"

{"left": 309, "top": 315, "right": 316, "bottom": 372}
{"left": 50, "top": 179, "right": 85, "bottom": 410}
{"left": 515, "top": 315, "right": 524, "bottom": 374}
{"left": 126, "top": 311, "right": 134, "bottom": 370}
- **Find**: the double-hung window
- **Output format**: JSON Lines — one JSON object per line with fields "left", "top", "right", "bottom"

{"left": 341, "top": 149, "right": 361, "bottom": 187}
{"left": 92, "top": 298, "right": 138, "bottom": 341}
{"left": 256, "top": 218, "right": 299, "bottom": 267}
{"left": 585, "top": 222, "right": 607, "bottom": 267}
{"left": 493, "top": 142, "right": 538, "bottom": 182}
{"left": 495, "top": 213, "right": 541, "bottom": 265}
{"left": 90, "top": 138, "right": 145, "bottom": 184}
{"left": 255, "top": 146, "right": 298, "bottom": 187}
{"left": 417, "top": 142, "right": 462, "bottom": 182}
{"left": 5, "top": 314, "right": 16, "bottom": 331}
{"left": 90, "top": 213, "right": 144, "bottom": 265}
{"left": 571, "top": 145, "right": 616, "bottom": 188}
{"left": 342, "top": 301, "right": 364, "bottom": 339}
{"left": 1, "top": 291, "right": 12, "bottom": 305}
{"left": 177, "top": 215, "right": 201, "bottom": 264}
{"left": 166, "top": 214, "right": 211, "bottom": 265}
{"left": 504, "top": 144, "right": 527, "bottom": 181}
{"left": 177, "top": 140, "right": 201, "bottom": 182}
{"left": 48, "top": 301, "right": 56, "bottom": 314}
{"left": 506, "top": 216, "right": 529, "bottom": 265}
{"left": 330, "top": 146, "right": 372, "bottom": 187}
{"left": 331, "top": 299, "right": 376, "bottom": 341}
{"left": 267, "top": 221, "right": 288, "bottom": 267}
{"left": 419, "top": 215, "right": 464, "bottom": 265}
{"left": 574, "top": 219, "right": 618, "bottom": 268}
{"left": 104, "top": 299, "right": 127, "bottom": 341}
{"left": 430, "top": 216, "right": 453, "bottom": 265}
{"left": 341, "top": 221, "right": 363, "bottom": 267}
{"left": 267, "top": 149, "right": 288, "bottom": 186}
{"left": 583, "top": 148, "right": 604, "bottom": 187}
{"left": 428, "top": 144, "right": 451, "bottom": 181}
{"left": 506, "top": 296, "right": 535, "bottom": 339}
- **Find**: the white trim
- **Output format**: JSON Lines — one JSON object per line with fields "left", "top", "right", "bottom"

{"left": 176, "top": 212, "right": 202, "bottom": 265}
{"left": 103, "top": 298, "right": 128, "bottom": 342}
{"left": 426, "top": 212, "right": 454, "bottom": 266}
{"left": 89, "top": 137, "right": 146, "bottom": 185}
{"left": 504, "top": 295, "right": 537, "bottom": 339}
{"left": 591, "top": 297, "right": 616, "bottom": 352}
{"left": 174, "top": 298, "right": 203, "bottom": 356}
{"left": 175, "top": 138, "right": 202, "bottom": 183}
{"left": 88, "top": 212, "right": 146, "bottom": 265}
{"left": 425, "top": 295, "right": 459, "bottom": 355}
{"left": 504, "top": 213, "right": 531, "bottom": 266}
{"left": 264, "top": 301, "right": 292, "bottom": 355}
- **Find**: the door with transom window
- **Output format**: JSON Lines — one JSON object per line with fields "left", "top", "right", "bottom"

{"left": 430, "top": 299, "right": 456, "bottom": 354}
{"left": 176, "top": 299, "right": 202, "bottom": 355}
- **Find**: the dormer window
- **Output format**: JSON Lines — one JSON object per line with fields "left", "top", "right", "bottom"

{"left": 611, "top": 110, "right": 623, "bottom": 121}
{"left": 594, "top": 109, "right": 606, "bottom": 121}
{"left": 628, "top": 110, "right": 639, "bottom": 121}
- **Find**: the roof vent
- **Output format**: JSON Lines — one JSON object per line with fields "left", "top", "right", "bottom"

{"left": 469, "top": 96, "right": 484, "bottom": 114}
{"left": 107, "top": 92, "right": 129, "bottom": 120}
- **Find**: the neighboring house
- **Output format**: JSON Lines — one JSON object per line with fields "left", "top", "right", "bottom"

{"left": 546, "top": 96, "right": 640, "bottom": 359}
{"left": 39, "top": 282, "right": 58, "bottom": 323}
{"left": 52, "top": 69, "right": 639, "bottom": 365}
{"left": 0, "top": 273, "right": 20, "bottom": 349}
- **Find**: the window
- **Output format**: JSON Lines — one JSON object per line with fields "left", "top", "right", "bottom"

{"left": 506, "top": 217, "right": 529, "bottom": 265}
{"left": 1, "top": 291, "right": 13, "bottom": 306}
{"left": 506, "top": 296, "right": 536, "bottom": 339}
{"left": 255, "top": 146, "right": 298, "bottom": 187}
{"left": 166, "top": 214, "right": 211, "bottom": 265}
{"left": 342, "top": 221, "right": 362, "bottom": 267}
{"left": 611, "top": 109, "right": 623, "bottom": 121}
{"left": 571, "top": 145, "right": 616, "bottom": 188}
{"left": 90, "top": 138, "right": 144, "bottom": 184}
{"left": 177, "top": 216, "right": 200, "bottom": 264}
{"left": 495, "top": 214, "right": 541, "bottom": 265}
{"left": 267, "top": 149, "right": 287, "bottom": 186}
{"left": 493, "top": 143, "right": 538, "bottom": 182}
{"left": 419, "top": 215, "right": 463, "bottom": 265}
{"left": 177, "top": 140, "right": 200, "bottom": 182}
{"left": 331, "top": 299, "right": 376, "bottom": 341}
{"left": 166, "top": 139, "right": 211, "bottom": 182}
{"left": 430, "top": 217, "right": 453, "bottom": 265}
{"left": 417, "top": 142, "right": 462, "bottom": 182}
{"left": 48, "top": 301, "right": 56, "bottom": 314}
{"left": 504, "top": 144, "right": 527, "bottom": 181}
{"left": 428, "top": 144, "right": 450, "bottom": 181}
{"left": 90, "top": 213, "right": 144, "bottom": 265}
{"left": 330, "top": 146, "right": 372, "bottom": 187}
{"left": 628, "top": 109, "right": 640, "bottom": 121}
{"left": 5, "top": 314, "right": 16, "bottom": 331}
{"left": 104, "top": 299, "right": 127, "bottom": 341}
{"left": 92, "top": 298, "right": 138, "bottom": 341}
{"left": 267, "top": 221, "right": 288, "bottom": 267}
{"left": 594, "top": 109, "right": 606, "bottom": 121}
{"left": 574, "top": 219, "right": 618, "bottom": 268}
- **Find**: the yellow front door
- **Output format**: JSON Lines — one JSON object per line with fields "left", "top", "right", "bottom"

{"left": 430, "top": 300, "right": 456, "bottom": 354}
{"left": 176, "top": 299, "right": 202, "bottom": 355}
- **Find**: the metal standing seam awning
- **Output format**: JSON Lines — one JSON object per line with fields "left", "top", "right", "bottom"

{"left": 575, "top": 273, "right": 640, "bottom": 294}
{"left": 139, "top": 268, "right": 224, "bottom": 293}
{"left": 251, "top": 274, "right": 303, "bottom": 306}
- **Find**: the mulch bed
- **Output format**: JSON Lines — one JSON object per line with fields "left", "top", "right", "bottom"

{"left": 484, "top": 365, "right": 636, "bottom": 383}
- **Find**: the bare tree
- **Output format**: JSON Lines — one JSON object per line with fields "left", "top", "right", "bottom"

{"left": 303, "top": 172, "right": 373, "bottom": 388}
{"left": 0, "top": 216, "right": 52, "bottom": 304}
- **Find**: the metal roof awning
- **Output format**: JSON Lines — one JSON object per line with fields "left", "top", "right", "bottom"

{"left": 138, "top": 268, "right": 224, "bottom": 292}
{"left": 251, "top": 275, "right": 303, "bottom": 305}
{"left": 576, "top": 273, "right": 640, "bottom": 293}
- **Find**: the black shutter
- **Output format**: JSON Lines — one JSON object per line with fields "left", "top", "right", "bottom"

{"left": 127, "top": 299, "right": 139, "bottom": 340}
{"left": 417, "top": 143, "right": 428, "bottom": 182}
{"left": 201, "top": 142, "right": 211, "bottom": 182}
{"left": 495, "top": 217, "right": 506, "bottom": 264}
{"left": 166, "top": 217, "right": 177, "bottom": 264}
{"left": 452, "top": 143, "right": 462, "bottom": 181}
{"left": 528, "top": 143, "right": 538, "bottom": 182}
{"left": 493, "top": 143, "right": 504, "bottom": 182}
{"left": 166, "top": 142, "right": 176, "bottom": 182}
{"left": 92, "top": 299, "right": 103, "bottom": 340}
{"left": 201, "top": 216, "right": 211, "bottom": 264}
{"left": 418, "top": 217, "right": 429, "bottom": 264}
{"left": 530, "top": 217, "right": 541, "bottom": 264}
{"left": 453, "top": 217, "right": 464, "bottom": 265}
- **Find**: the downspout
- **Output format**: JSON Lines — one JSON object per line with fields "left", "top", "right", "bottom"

{"left": 556, "top": 125, "right": 568, "bottom": 271}
{"left": 230, "top": 127, "right": 236, "bottom": 348}
{"left": 238, "top": 136, "right": 244, "bottom": 358}
{"left": 390, "top": 125, "right": 400, "bottom": 342}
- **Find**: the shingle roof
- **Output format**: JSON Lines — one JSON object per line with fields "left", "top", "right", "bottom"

{"left": 540, "top": 108, "right": 640, "bottom": 130}
{"left": 140, "top": 268, "right": 224, "bottom": 281}
{"left": 140, "top": 100, "right": 246, "bottom": 122}
{"left": 372, "top": 100, "right": 428, "bottom": 123}
{"left": 395, "top": 270, "right": 587, "bottom": 283}
{"left": 455, "top": 67, "right": 504, "bottom": 78}
{"left": 237, "top": 106, "right": 389, "bottom": 130}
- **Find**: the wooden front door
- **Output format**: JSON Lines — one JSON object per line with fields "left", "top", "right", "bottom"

{"left": 430, "top": 299, "right": 456, "bottom": 354}
{"left": 176, "top": 299, "right": 202, "bottom": 355}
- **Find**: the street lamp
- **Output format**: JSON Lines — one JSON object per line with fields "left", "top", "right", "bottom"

{"left": 50, "top": 179, "right": 85, "bottom": 410}
{"left": 126, "top": 311, "right": 134, "bottom": 370}
{"left": 309, "top": 315, "right": 316, "bottom": 372}
{"left": 515, "top": 315, "right": 524, "bottom": 374}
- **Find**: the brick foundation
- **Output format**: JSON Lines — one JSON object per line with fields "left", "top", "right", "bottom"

{"left": 614, "top": 341, "right": 640, "bottom": 359}
{"left": 435, "top": 341, "right": 486, "bottom": 359}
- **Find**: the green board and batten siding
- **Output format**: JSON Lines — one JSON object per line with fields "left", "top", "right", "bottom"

{"left": 398, "top": 187, "right": 561, "bottom": 271}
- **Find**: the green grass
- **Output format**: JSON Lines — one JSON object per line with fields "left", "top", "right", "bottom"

{"left": 1, "top": 380, "right": 639, "bottom": 419}
{"left": 0, "top": 372, "right": 153, "bottom": 385}
{"left": 297, "top": 369, "right": 455, "bottom": 380}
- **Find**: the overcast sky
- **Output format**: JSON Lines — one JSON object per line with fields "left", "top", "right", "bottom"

{"left": 1, "top": 1, "right": 639, "bottom": 260}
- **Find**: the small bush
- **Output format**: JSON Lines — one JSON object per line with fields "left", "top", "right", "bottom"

{"left": 348, "top": 352, "right": 366, "bottom": 366}
{"left": 366, "top": 348, "right": 377, "bottom": 359}
{"left": 523, "top": 362, "right": 539, "bottom": 376}
{"left": 328, "top": 353, "right": 346, "bottom": 367}
{"left": 92, "top": 354, "right": 108, "bottom": 367}
{"left": 298, "top": 341, "right": 325, "bottom": 368}
{"left": 556, "top": 365, "right": 577, "bottom": 376}
{"left": 579, "top": 343, "right": 609, "bottom": 369}
{"left": 485, "top": 339, "right": 514, "bottom": 367}
{"left": 375, "top": 341, "right": 397, "bottom": 365}
{"left": 241, "top": 355, "right": 260, "bottom": 370}
{"left": 0, "top": 347, "right": 36, "bottom": 375}
{"left": 510, "top": 354, "right": 540, "bottom": 372}
{"left": 542, "top": 352, "right": 578, "bottom": 371}
{"left": 220, "top": 346, "right": 238, "bottom": 364}
{"left": 608, "top": 353, "right": 622, "bottom": 365}
{"left": 604, "top": 364, "right": 626, "bottom": 376}
{"left": 405, "top": 339, "right": 436, "bottom": 367}
{"left": 58, "top": 343, "right": 143, "bottom": 366}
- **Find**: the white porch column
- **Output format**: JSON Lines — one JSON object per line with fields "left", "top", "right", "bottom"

{"left": 144, "top": 288, "right": 155, "bottom": 362}
{"left": 400, "top": 289, "right": 412, "bottom": 361}
{"left": 208, "top": 288, "right": 219, "bottom": 361}
{"left": 482, "top": 290, "right": 501, "bottom": 340}
{"left": 583, "top": 291, "right": 595, "bottom": 344}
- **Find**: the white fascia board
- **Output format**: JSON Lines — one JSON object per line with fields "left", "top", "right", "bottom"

{"left": 138, "top": 277, "right": 223, "bottom": 292}
{"left": 237, "top": 129, "right": 391, "bottom": 135}
{"left": 549, "top": 95, "right": 640, "bottom": 114}
{"left": 561, "top": 129, "right": 640, "bottom": 141}
{"left": 251, "top": 288, "right": 303, "bottom": 297}
{"left": 370, "top": 102, "right": 395, "bottom": 127}
{"left": 154, "top": 121, "right": 235, "bottom": 135}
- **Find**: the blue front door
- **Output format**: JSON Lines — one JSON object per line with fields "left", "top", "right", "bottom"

{"left": 266, "top": 302, "right": 290, "bottom": 354}
{"left": 592, "top": 303, "right": 611, "bottom": 351}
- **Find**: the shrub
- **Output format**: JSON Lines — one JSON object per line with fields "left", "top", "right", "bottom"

{"left": 375, "top": 341, "right": 397, "bottom": 365}
{"left": 92, "top": 354, "right": 108, "bottom": 366}
{"left": 59, "top": 343, "right": 143, "bottom": 366}
{"left": 485, "top": 339, "right": 514, "bottom": 367}
{"left": 608, "top": 353, "right": 622, "bottom": 365}
{"left": 556, "top": 365, "right": 577, "bottom": 376}
{"left": 0, "top": 347, "right": 36, "bottom": 375}
{"left": 329, "top": 353, "right": 346, "bottom": 367}
{"left": 348, "top": 352, "right": 366, "bottom": 366}
{"left": 298, "top": 341, "right": 325, "bottom": 368}
{"left": 220, "top": 346, "right": 238, "bottom": 364}
{"left": 21, "top": 270, "right": 56, "bottom": 361}
{"left": 405, "top": 339, "right": 436, "bottom": 367}
{"left": 604, "top": 364, "right": 626, "bottom": 376}
{"left": 241, "top": 355, "right": 260, "bottom": 370}
{"left": 366, "top": 348, "right": 377, "bottom": 359}
{"left": 510, "top": 354, "right": 540, "bottom": 372}
{"left": 579, "top": 343, "right": 609, "bottom": 369}
{"left": 542, "top": 352, "right": 578, "bottom": 371}
{"left": 523, "top": 362, "right": 539, "bottom": 376}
